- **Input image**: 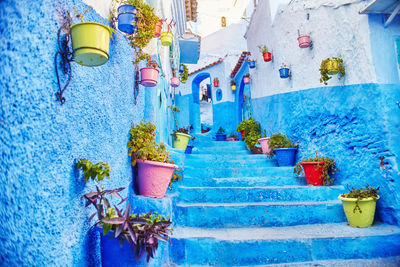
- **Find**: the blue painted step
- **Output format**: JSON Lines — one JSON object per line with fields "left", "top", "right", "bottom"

{"left": 177, "top": 185, "right": 345, "bottom": 203}
{"left": 181, "top": 176, "right": 301, "bottom": 187}
{"left": 185, "top": 158, "right": 277, "bottom": 168}
{"left": 184, "top": 166, "right": 294, "bottom": 178}
{"left": 170, "top": 223, "right": 400, "bottom": 266}
{"left": 193, "top": 140, "right": 246, "bottom": 148}
{"left": 186, "top": 153, "right": 269, "bottom": 161}
{"left": 174, "top": 200, "right": 345, "bottom": 228}
{"left": 192, "top": 147, "right": 251, "bottom": 154}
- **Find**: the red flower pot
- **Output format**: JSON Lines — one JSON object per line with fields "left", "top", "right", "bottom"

{"left": 300, "top": 162, "right": 325, "bottom": 186}
{"left": 240, "top": 130, "right": 245, "bottom": 138}
{"left": 154, "top": 20, "right": 163, "bottom": 37}
{"left": 244, "top": 77, "right": 250, "bottom": 84}
{"left": 298, "top": 35, "right": 311, "bottom": 48}
{"left": 213, "top": 78, "right": 219, "bottom": 87}
{"left": 263, "top": 52, "right": 272, "bottom": 62}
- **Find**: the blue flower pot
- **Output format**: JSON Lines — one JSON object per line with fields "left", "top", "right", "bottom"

{"left": 279, "top": 68, "right": 290, "bottom": 78}
{"left": 185, "top": 145, "right": 194, "bottom": 154}
{"left": 249, "top": 60, "right": 256, "bottom": 69}
{"left": 216, "top": 134, "right": 226, "bottom": 141}
{"left": 118, "top": 4, "right": 138, "bottom": 34}
{"left": 179, "top": 64, "right": 185, "bottom": 73}
{"left": 274, "top": 148, "right": 297, "bottom": 166}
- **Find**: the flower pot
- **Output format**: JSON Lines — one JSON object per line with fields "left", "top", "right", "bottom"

{"left": 258, "top": 137, "right": 270, "bottom": 154}
{"left": 70, "top": 22, "right": 112, "bottom": 66}
{"left": 249, "top": 60, "right": 256, "bottom": 69}
{"left": 297, "top": 35, "right": 311, "bottom": 48}
{"left": 300, "top": 162, "right": 325, "bottom": 186}
{"left": 185, "top": 145, "right": 194, "bottom": 154}
{"left": 226, "top": 137, "right": 238, "bottom": 141}
{"left": 171, "top": 77, "right": 180, "bottom": 88}
{"left": 279, "top": 68, "right": 290, "bottom": 78}
{"left": 179, "top": 64, "right": 185, "bottom": 73}
{"left": 273, "top": 148, "right": 296, "bottom": 166}
{"left": 172, "top": 132, "right": 191, "bottom": 151}
{"left": 263, "top": 52, "right": 272, "bottom": 62}
{"left": 140, "top": 67, "right": 159, "bottom": 87}
{"left": 244, "top": 77, "right": 250, "bottom": 84}
{"left": 231, "top": 85, "right": 236, "bottom": 91}
{"left": 216, "top": 134, "right": 226, "bottom": 141}
{"left": 160, "top": 32, "right": 173, "bottom": 46}
{"left": 338, "top": 195, "right": 380, "bottom": 227}
{"left": 136, "top": 160, "right": 178, "bottom": 198}
{"left": 240, "top": 130, "right": 245, "bottom": 138}
{"left": 117, "top": 4, "right": 138, "bottom": 34}
{"left": 213, "top": 79, "right": 219, "bottom": 87}
{"left": 326, "top": 59, "right": 339, "bottom": 75}
{"left": 154, "top": 20, "right": 163, "bottom": 37}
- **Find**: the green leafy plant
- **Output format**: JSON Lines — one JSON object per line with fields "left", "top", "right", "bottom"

{"left": 237, "top": 118, "right": 261, "bottom": 151}
{"left": 216, "top": 127, "right": 226, "bottom": 135}
{"left": 231, "top": 80, "right": 236, "bottom": 86}
{"left": 133, "top": 49, "right": 159, "bottom": 68}
{"left": 294, "top": 150, "right": 339, "bottom": 185}
{"left": 244, "top": 73, "right": 250, "bottom": 78}
{"left": 258, "top": 45, "right": 268, "bottom": 54}
{"left": 280, "top": 63, "right": 288, "bottom": 69}
{"left": 340, "top": 185, "right": 379, "bottom": 213}
{"left": 168, "top": 105, "right": 191, "bottom": 135}
{"left": 268, "top": 133, "right": 296, "bottom": 156}
{"left": 75, "top": 159, "right": 111, "bottom": 182}
{"left": 319, "top": 57, "right": 345, "bottom": 85}
{"left": 228, "top": 132, "right": 238, "bottom": 138}
{"left": 180, "top": 64, "right": 189, "bottom": 83}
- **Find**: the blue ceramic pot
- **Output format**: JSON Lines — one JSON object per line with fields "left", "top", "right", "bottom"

{"left": 274, "top": 148, "right": 297, "bottom": 166}
{"left": 279, "top": 68, "right": 290, "bottom": 78}
{"left": 118, "top": 5, "right": 138, "bottom": 34}
{"left": 216, "top": 134, "right": 226, "bottom": 141}
{"left": 179, "top": 64, "right": 185, "bottom": 73}
{"left": 249, "top": 60, "right": 256, "bottom": 69}
{"left": 185, "top": 145, "right": 194, "bottom": 154}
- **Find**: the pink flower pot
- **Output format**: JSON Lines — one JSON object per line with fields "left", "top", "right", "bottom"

{"left": 226, "top": 137, "right": 238, "bottom": 141}
{"left": 140, "top": 67, "right": 159, "bottom": 87}
{"left": 258, "top": 137, "right": 271, "bottom": 154}
{"left": 136, "top": 160, "right": 178, "bottom": 198}
{"left": 171, "top": 77, "right": 180, "bottom": 88}
{"left": 298, "top": 35, "right": 311, "bottom": 48}
{"left": 244, "top": 77, "right": 250, "bottom": 84}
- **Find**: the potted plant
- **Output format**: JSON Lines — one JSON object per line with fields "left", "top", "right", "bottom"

{"left": 268, "top": 133, "right": 297, "bottom": 166}
{"left": 77, "top": 159, "right": 173, "bottom": 265}
{"left": 258, "top": 130, "right": 271, "bottom": 155}
{"left": 117, "top": 4, "right": 138, "bottom": 34}
{"left": 180, "top": 63, "right": 188, "bottom": 83}
{"left": 248, "top": 59, "right": 256, "bottom": 69}
{"left": 279, "top": 63, "right": 290, "bottom": 79}
{"left": 170, "top": 69, "right": 180, "bottom": 88}
{"left": 70, "top": 7, "right": 113, "bottom": 67}
{"left": 231, "top": 80, "right": 236, "bottom": 91}
{"left": 338, "top": 185, "right": 380, "bottom": 228}
{"left": 169, "top": 106, "right": 192, "bottom": 151}
{"left": 242, "top": 119, "right": 262, "bottom": 153}
{"left": 297, "top": 32, "right": 311, "bottom": 48}
{"left": 258, "top": 45, "right": 272, "bottom": 62}
{"left": 236, "top": 119, "right": 252, "bottom": 139}
{"left": 294, "top": 151, "right": 339, "bottom": 186}
{"left": 215, "top": 127, "right": 227, "bottom": 141}
{"left": 134, "top": 50, "right": 160, "bottom": 87}
{"left": 160, "top": 20, "right": 174, "bottom": 46}
{"left": 320, "top": 57, "right": 345, "bottom": 85}
{"left": 154, "top": 19, "right": 163, "bottom": 37}
{"left": 243, "top": 73, "right": 250, "bottom": 84}
{"left": 227, "top": 132, "right": 238, "bottom": 141}
{"left": 128, "top": 121, "right": 180, "bottom": 198}
{"left": 213, "top": 77, "right": 219, "bottom": 87}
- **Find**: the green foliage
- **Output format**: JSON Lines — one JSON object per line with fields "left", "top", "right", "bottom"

{"left": 341, "top": 185, "right": 379, "bottom": 213}
{"left": 244, "top": 73, "right": 250, "bottom": 78}
{"left": 229, "top": 132, "right": 238, "bottom": 138}
{"left": 75, "top": 159, "right": 111, "bottom": 182}
{"left": 216, "top": 127, "right": 226, "bottom": 135}
{"left": 294, "top": 151, "right": 339, "bottom": 185}
{"left": 180, "top": 64, "right": 189, "bottom": 83}
{"left": 236, "top": 118, "right": 261, "bottom": 150}
{"left": 319, "top": 57, "right": 345, "bottom": 85}
{"left": 133, "top": 49, "right": 159, "bottom": 68}
{"left": 258, "top": 45, "right": 268, "bottom": 54}
{"left": 268, "top": 133, "right": 295, "bottom": 156}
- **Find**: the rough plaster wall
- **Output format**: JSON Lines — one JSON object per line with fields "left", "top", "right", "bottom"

{"left": 246, "top": 0, "right": 375, "bottom": 98}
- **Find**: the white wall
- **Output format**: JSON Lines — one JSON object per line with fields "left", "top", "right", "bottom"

{"left": 246, "top": 0, "right": 375, "bottom": 99}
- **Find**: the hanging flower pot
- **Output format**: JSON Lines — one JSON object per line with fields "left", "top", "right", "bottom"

{"left": 171, "top": 77, "right": 180, "bottom": 88}
{"left": 258, "top": 137, "right": 271, "bottom": 154}
{"left": 70, "top": 22, "right": 112, "bottom": 66}
{"left": 154, "top": 19, "right": 163, "bottom": 37}
{"left": 179, "top": 64, "right": 185, "bottom": 73}
{"left": 160, "top": 32, "right": 173, "bottom": 46}
{"left": 244, "top": 75, "right": 250, "bottom": 84}
{"left": 300, "top": 162, "right": 325, "bottom": 186}
{"left": 231, "top": 85, "right": 236, "bottom": 91}
{"left": 213, "top": 78, "right": 219, "bottom": 87}
{"left": 140, "top": 67, "right": 159, "bottom": 87}
{"left": 249, "top": 60, "right": 256, "bottom": 69}
{"left": 117, "top": 4, "right": 138, "bottom": 34}
{"left": 325, "top": 59, "right": 339, "bottom": 75}
{"left": 319, "top": 57, "right": 345, "bottom": 85}
{"left": 263, "top": 52, "right": 272, "bottom": 62}
{"left": 297, "top": 35, "right": 311, "bottom": 48}
{"left": 136, "top": 160, "right": 178, "bottom": 198}
{"left": 279, "top": 64, "right": 290, "bottom": 78}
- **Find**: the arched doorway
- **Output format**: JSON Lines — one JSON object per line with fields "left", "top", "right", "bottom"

{"left": 190, "top": 72, "right": 213, "bottom": 134}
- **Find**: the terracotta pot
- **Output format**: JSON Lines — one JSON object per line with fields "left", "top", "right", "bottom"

{"left": 154, "top": 20, "right": 163, "bottom": 37}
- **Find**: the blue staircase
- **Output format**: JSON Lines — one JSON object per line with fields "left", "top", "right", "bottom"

{"left": 170, "top": 139, "right": 400, "bottom": 266}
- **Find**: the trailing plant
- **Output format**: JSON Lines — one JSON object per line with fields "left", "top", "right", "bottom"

{"left": 294, "top": 150, "right": 339, "bottom": 185}
{"left": 280, "top": 63, "right": 288, "bottom": 69}
{"left": 216, "top": 127, "right": 226, "bottom": 135}
{"left": 319, "top": 57, "right": 345, "bottom": 85}
{"left": 180, "top": 63, "right": 188, "bottom": 83}
{"left": 268, "top": 133, "right": 296, "bottom": 156}
{"left": 133, "top": 49, "right": 159, "bottom": 68}
{"left": 340, "top": 185, "right": 379, "bottom": 213}
{"left": 258, "top": 45, "right": 268, "bottom": 54}
{"left": 76, "top": 159, "right": 111, "bottom": 182}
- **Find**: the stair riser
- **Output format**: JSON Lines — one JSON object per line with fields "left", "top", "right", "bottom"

{"left": 185, "top": 159, "right": 277, "bottom": 168}
{"left": 192, "top": 149, "right": 251, "bottom": 154}
{"left": 184, "top": 167, "right": 294, "bottom": 178}
{"left": 170, "top": 233, "right": 400, "bottom": 266}
{"left": 181, "top": 177, "right": 300, "bottom": 187}
{"left": 186, "top": 154, "right": 269, "bottom": 161}
{"left": 178, "top": 187, "right": 345, "bottom": 203}
{"left": 174, "top": 202, "right": 345, "bottom": 228}
{"left": 192, "top": 141, "right": 246, "bottom": 148}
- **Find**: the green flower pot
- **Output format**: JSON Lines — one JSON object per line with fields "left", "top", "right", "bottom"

{"left": 172, "top": 132, "right": 191, "bottom": 151}
{"left": 338, "top": 195, "right": 379, "bottom": 227}
{"left": 160, "top": 32, "right": 173, "bottom": 46}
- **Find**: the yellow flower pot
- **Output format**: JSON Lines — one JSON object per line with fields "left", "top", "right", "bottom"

{"left": 160, "top": 32, "right": 173, "bottom": 47}
{"left": 70, "top": 22, "right": 112, "bottom": 67}
{"left": 325, "top": 59, "right": 339, "bottom": 75}
{"left": 231, "top": 85, "right": 236, "bottom": 91}
{"left": 338, "top": 195, "right": 379, "bottom": 228}
{"left": 172, "top": 132, "right": 191, "bottom": 151}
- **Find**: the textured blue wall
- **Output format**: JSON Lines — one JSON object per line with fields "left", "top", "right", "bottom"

{"left": 0, "top": 0, "right": 176, "bottom": 265}
{"left": 252, "top": 83, "right": 400, "bottom": 225}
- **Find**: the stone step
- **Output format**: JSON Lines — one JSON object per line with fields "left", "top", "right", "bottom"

{"left": 177, "top": 185, "right": 345, "bottom": 203}
{"left": 184, "top": 166, "right": 294, "bottom": 178}
{"left": 186, "top": 153, "right": 269, "bottom": 161}
{"left": 191, "top": 147, "right": 251, "bottom": 154}
{"left": 170, "top": 223, "right": 400, "bottom": 266}
{"left": 173, "top": 200, "right": 345, "bottom": 228}
{"left": 193, "top": 140, "right": 246, "bottom": 148}
{"left": 181, "top": 176, "right": 301, "bottom": 187}
{"left": 185, "top": 158, "right": 277, "bottom": 168}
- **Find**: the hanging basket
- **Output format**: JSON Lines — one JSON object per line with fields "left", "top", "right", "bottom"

{"left": 231, "top": 85, "right": 236, "bottom": 91}
{"left": 263, "top": 52, "right": 272, "bottom": 62}
{"left": 140, "top": 67, "right": 159, "bottom": 87}
{"left": 70, "top": 22, "right": 112, "bottom": 67}
{"left": 160, "top": 32, "right": 173, "bottom": 46}
{"left": 171, "top": 77, "right": 180, "bottom": 88}
{"left": 279, "top": 68, "right": 290, "bottom": 78}
{"left": 297, "top": 35, "right": 311, "bottom": 48}
{"left": 325, "top": 59, "right": 339, "bottom": 75}
{"left": 244, "top": 77, "right": 250, "bottom": 84}
{"left": 154, "top": 19, "right": 163, "bottom": 37}
{"left": 117, "top": 4, "right": 138, "bottom": 34}
{"left": 249, "top": 60, "right": 256, "bottom": 69}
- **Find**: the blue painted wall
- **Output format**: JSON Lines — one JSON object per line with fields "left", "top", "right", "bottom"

{"left": 252, "top": 83, "right": 400, "bottom": 225}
